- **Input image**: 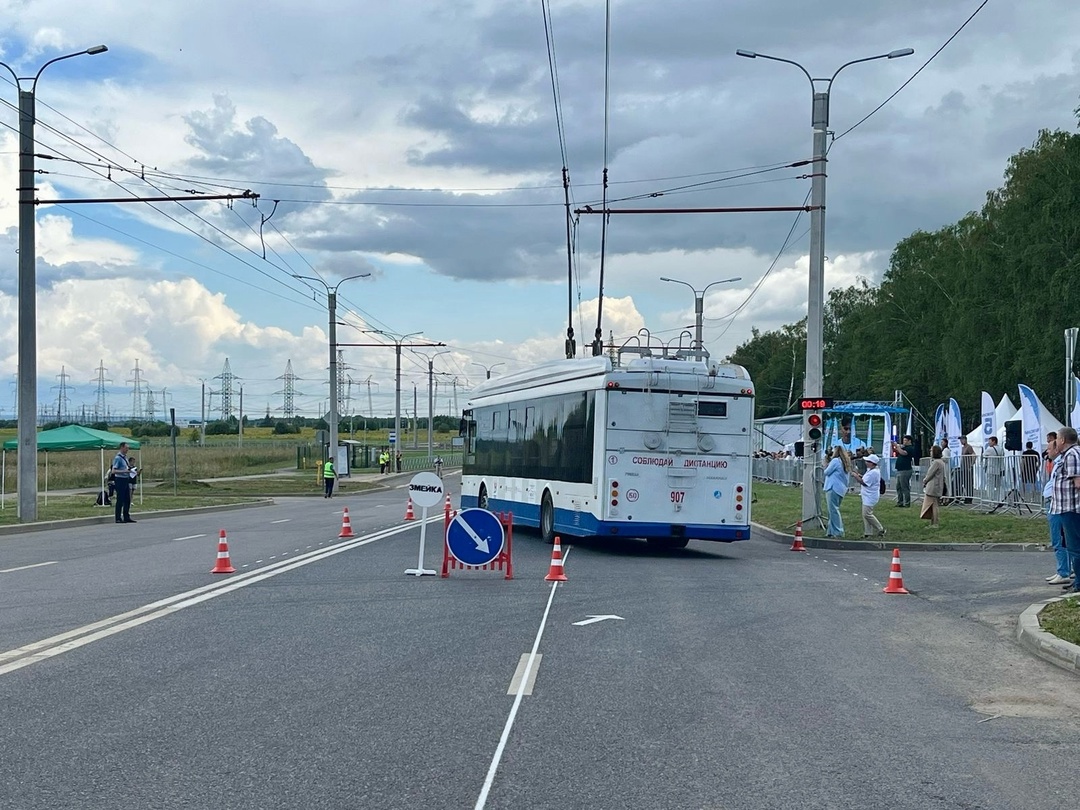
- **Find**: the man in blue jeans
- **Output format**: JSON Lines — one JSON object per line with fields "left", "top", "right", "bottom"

{"left": 1043, "top": 433, "right": 1071, "bottom": 584}
{"left": 1051, "top": 427, "right": 1080, "bottom": 593}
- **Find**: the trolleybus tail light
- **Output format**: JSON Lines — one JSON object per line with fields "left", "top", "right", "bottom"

{"left": 606, "top": 381, "right": 621, "bottom": 389}
{"left": 735, "top": 483, "right": 745, "bottom": 512}
{"left": 610, "top": 480, "right": 619, "bottom": 506}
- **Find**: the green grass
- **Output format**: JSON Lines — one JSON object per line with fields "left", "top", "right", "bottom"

{"left": 751, "top": 482, "right": 1048, "bottom": 544}
{"left": 1039, "top": 598, "right": 1080, "bottom": 646}
{"left": 169, "top": 476, "right": 382, "bottom": 497}
{"left": 0, "top": 494, "right": 257, "bottom": 526}
{"left": 0, "top": 473, "right": 386, "bottom": 525}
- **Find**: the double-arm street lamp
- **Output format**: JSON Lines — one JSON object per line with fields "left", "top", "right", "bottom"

{"left": 736, "top": 46, "right": 913, "bottom": 524}
{"left": 660, "top": 276, "right": 742, "bottom": 359}
{"left": 2, "top": 45, "right": 109, "bottom": 522}
{"left": 473, "top": 362, "right": 504, "bottom": 380}
{"left": 293, "top": 273, "right": 370, "bottom": 475}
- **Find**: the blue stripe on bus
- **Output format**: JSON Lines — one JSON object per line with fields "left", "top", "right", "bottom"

{"left": 459, "top": 494, "right": 750, "bottom": 543}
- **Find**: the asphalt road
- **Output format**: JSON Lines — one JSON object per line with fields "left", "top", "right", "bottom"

{"left": 0, "top": 477, "right": 1077, "bottom": 809}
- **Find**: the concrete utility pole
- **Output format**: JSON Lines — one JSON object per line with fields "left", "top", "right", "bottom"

{"left": 293, "top": 273, "right": 369, "bottom": 476}
{"left": 659, "top": 276, "right": 741, "bottom": 359}
{"left": 2, "top": 44, "right": 108, "bottom": 521}
{"left": 736, "top": 45, "right": 913, "bottom": 524}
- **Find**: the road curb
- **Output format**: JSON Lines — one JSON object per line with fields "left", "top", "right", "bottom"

{"left": 0, "top": 499, "right": 273, "bottom": 537}
{"left": 751, "top": 521, "right": 1048, "bottom": 553}
{"left": 1016, "top": 597, "right": 1080, "bottom": 674}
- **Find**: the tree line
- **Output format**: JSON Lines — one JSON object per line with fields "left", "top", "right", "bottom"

{"left": 727, "top": 105, "right": 1080, "bottom": 432}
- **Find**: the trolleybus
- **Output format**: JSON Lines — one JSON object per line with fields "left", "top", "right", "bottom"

{"left": 459, "top": 341, "right": 754, "bottom": 548}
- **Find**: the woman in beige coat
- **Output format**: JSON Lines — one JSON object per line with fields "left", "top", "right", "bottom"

{"left": 920, "top": 445, "right": 947, "bottom": 528}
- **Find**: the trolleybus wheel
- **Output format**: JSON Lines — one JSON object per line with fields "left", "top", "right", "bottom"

{"left": 647, "top": 537, "right": 690, "bottom": 550}
{"left": 540, "top": 491, "right": 555, "bottom": 545}
{"left": 478, "top": 484, "right": 489, "bottom": 511}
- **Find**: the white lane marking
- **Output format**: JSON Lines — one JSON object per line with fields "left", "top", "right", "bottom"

{"left": 0, "top": 561, "right": 58, "bottom": 574}
{"left": 507, "top": 653, "right": 543, "bottom": 696}
{"left": 0, "top": 517, "right": 441, "bottom": 676}
{"left": 270, "top": 519, "right": 291, "bottom": 524}
{"left": 173, "top": 534, "right": 206, "bottom": 542}
{"left": 571, "top": 615, "right": 624, "bottom": 627}
{"left": 474, "top": 547, "right": 570, "bottom": 810}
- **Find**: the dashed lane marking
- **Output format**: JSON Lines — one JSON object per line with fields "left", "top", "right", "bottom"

{"left": 0, "top": 561, "right": 58, "bottom": 574}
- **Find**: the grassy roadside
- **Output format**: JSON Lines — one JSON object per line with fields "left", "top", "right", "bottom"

{"left": 0, "top": 475, "right": 387, "bottom": 526}
{"left": 1039, "top": 598, "right": 1080, "bottom": 646}
{"left": 751, "top": 482, "right": 1048, "bottom": 544}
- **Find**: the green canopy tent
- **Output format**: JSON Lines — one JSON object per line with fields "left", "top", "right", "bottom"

{"left": 2, "top": 425, "right": 141, "bottom": 511}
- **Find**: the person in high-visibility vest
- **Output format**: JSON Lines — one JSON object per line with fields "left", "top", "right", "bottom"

{"left": 323, "top": 458, "right": 336, "bottom": 498}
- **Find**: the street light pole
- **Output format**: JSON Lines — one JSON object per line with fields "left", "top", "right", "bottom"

{"left": 736, "top": 46, "right": 913, "bottom": 524}
{"left": 293, "top": 273, "right": 369, "bottom": 478}
{"left": 2, "top": 45, "right": 108, "bottom": 522}
{"left": 427, "top": 350, "right": 451, "bottom": 458}
{"left": 659, "top": 276, "right": 741, "bottom": 359}
{"left": 472, "top": 362, "right": 505, "bottom": 380}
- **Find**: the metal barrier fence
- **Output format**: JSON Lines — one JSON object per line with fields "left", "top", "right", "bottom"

{"left": 752, "top": 453, "right": 1050, "bottom": 517}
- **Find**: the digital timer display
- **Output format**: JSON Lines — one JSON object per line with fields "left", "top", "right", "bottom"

{"left": 799, "top": 397, "right": 834, "bottom": 410}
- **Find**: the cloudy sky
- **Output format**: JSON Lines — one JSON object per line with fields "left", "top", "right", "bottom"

{"left": 0, "top": 0, "right": 1076, "bottom": 423}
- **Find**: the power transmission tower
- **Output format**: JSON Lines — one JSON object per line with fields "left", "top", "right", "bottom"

{"left": 129, "top": 360, "right": 147, "bottom": 421}
{"left": 216, "top": 358, "right": 235, "bottom": 420}
{"left": 337, "top": 350, "right": 348, "bottom": 416}
{"left": 53, "top": 365, "right": 72, "bottom": 422}
{"left": 146, "top": 388, "right": 156, "bottom": 422}
{"left": 91, "top": 360, "right": 110, "bottom": 422}
{"left": 275, "top": 359, "right": 302, "bottom": 418}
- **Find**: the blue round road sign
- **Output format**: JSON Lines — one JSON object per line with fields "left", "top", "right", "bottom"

{"left": 446, "top": 508, "right": 505, "bottom": 566}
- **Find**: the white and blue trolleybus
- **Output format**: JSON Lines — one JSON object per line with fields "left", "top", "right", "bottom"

{"left": 460, "top": 339, "right": 754, "bottom": 549}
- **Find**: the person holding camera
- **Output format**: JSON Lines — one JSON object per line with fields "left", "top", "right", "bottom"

{"left": 892, "top": 435, "right": 916, "bottom": 508}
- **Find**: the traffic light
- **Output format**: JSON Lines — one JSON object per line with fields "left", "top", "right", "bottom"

{"left": 805, "top": 411, "right": 823, "bottom": 452}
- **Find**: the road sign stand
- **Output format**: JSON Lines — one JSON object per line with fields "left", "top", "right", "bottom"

{"left": 404, "top": 472, "right": 445, "bottom": 577}
{"left": 441, "top": 510, "right": 514, "bottom": 579}
{"left": 404, "top": 506, "right": 438, "bottom": 576}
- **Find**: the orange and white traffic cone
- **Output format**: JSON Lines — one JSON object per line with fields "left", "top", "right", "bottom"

{"left": 404, "top": 497, "right": 415, "bottom": 521}
{"left": 211, "top": 529, "right": 236, "bottom": 574}
{"left": 339, "top": 506, "right": 355, "bottom": 538}
{"left": 883, "top": 547, "right": 909, "bottom": 594}
{"left": 444, "top": 492, "right": 452, "bottom": 514}
{"left": 790, "top": 521, "right": 807, "bottom": 552}
{"left": 544, "top": 537, "right": 568, "bottom": 582}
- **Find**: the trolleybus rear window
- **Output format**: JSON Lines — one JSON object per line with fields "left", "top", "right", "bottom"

{"left": 697, "top": 401, "right": 728, "bottom": 418}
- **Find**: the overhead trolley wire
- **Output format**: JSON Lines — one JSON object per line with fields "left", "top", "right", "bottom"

{"left": 833, "top": 0, "right": 990, "bottom": 142}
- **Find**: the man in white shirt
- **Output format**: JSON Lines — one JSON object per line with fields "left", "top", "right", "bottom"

{"left": 983, "top": 436, "right": 1005, "bottom": 503}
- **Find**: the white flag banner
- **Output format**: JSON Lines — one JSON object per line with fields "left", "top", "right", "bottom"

{"left": 981, "top": 391, "right": 996, "bottom": 444}
{"left": 882, "top": 411, "right": 893, "bottom": 482}
{"left": 947, "top": 398, "right": 962, "bottom": 467}
{"left": 1072, "top": 376, "right": 1080, "bottom": 430}
{"left": 1018, "top": 384, "right": 1043, "bottom": 452}
{"left": 934, "top": 403, "right": 946, "bottom": 445}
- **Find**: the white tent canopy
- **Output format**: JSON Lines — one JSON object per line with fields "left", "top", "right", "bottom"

{"left": 964, "top": 390, "right": 1064, "bottom": 450}
{"left": 966, "top": 393, "right": 1018, "bottom": 448}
